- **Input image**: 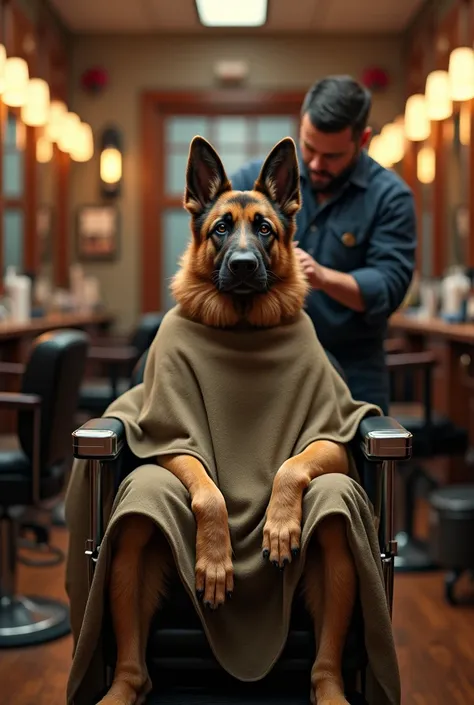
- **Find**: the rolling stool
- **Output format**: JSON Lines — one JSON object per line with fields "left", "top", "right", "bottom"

{"left": 429, "top": 485, "right": 474, "bottom": 605}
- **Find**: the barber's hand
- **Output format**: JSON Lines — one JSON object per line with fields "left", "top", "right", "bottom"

{"left": 293, "top": 243, "right": 327, "bottom": 290}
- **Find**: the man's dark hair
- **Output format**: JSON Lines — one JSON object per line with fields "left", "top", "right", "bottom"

{"left": 301, "top": 75, "right": 372, "bottom": 139}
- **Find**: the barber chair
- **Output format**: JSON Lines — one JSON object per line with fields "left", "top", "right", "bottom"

{"left": 0, "top": 329, "right": 89, "bottom": 647}
{"left": 78, "top": 312, "right": 164, "bottom": 416}
{"left": 387, "top": 352, "right": 469, "bottom": 572}
{"left": 71, "top": 349, "right": 412, "bottom": 705}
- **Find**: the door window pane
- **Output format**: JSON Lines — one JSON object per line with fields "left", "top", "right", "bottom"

{"left": 162, "top": 208, "right": 192, "bottom": 310}
{"left": 165, "top": 152, "right": 189, "bottom": 196}
{"left": 255, "top": 117, "right": 298, "bottom": 146}
{"left": 165, "top": 116, "right": 209, "bottom": 145}
{"left": 3, "top": 208, "right": 24, "bottom": 272}
{"left": 213, "top": 117, "right": 248, "bottom": 148}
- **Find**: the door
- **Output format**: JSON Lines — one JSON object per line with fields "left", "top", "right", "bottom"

{"left": 141, "top": 91, "right": 305, "bottom": 313}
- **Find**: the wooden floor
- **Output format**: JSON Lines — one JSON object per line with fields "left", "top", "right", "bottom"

{"left": 0, "top": 526, "right": 473, "bottom": 705}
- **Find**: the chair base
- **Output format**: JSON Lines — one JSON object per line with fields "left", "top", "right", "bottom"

{"left": 394, "top": 532, "right": 438, "bottom": 572}
{"left": 0, "top": 594, "right": 70, "bottom": 647}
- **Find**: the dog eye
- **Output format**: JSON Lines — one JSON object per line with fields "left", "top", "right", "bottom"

{"left": 215, "top": 222, "right": 228, "bottom": 235}
{"left": 258, "top": 223, "right": 272, "bottom": 237}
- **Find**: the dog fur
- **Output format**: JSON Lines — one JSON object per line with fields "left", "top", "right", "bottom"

{"left": 97, "top": 137, "right": 356, "bottom": 705}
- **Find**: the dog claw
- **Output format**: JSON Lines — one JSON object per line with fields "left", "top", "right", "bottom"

{"left": 196, "top": 589, "right": 204, "bottom": 600}
{"left": 226, "top": 591, "right": 233, "bottom": 599}
{"left": 262, "top": 549, "right": 270, "bottom": 559}
{"left": 291, "top": 548, "right": 300, "bottom": 557}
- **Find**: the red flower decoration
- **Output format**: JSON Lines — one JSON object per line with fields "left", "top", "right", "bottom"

{"left": 361, "top": 67, "right": 389, "bottom": 92}
{"left": 81, "top": 67, "right": 109, "bottom": 94}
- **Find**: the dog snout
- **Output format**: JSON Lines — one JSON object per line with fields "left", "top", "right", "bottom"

{"left": 227, "top": 252, "right": 259, "bottom": 277}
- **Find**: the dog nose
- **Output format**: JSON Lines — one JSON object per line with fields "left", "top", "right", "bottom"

{"left": 228, "top": 252, "right": 259, "bottom": 276}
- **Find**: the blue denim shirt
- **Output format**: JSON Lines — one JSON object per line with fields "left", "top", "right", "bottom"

{"left": 230, "top": 149, "right": 417, "bottom": 360}
{"left": 230, "top": 149, "right": 416, "bottom": 412}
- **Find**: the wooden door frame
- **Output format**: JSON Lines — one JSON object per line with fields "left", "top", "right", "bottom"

{"left": 140, "top": 90, "right": 306, "bottom": 313}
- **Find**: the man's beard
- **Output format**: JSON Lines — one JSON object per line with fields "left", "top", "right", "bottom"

{"left": 307, "top": 151, "right": 360, "bottom": 196}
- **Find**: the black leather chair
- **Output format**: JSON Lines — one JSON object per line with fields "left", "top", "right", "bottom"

{"left": 78, "top": 312, "right": 164, "bottom": 416}
{"left": 0, "top": 328, "right": 89, "bottom": 647}
{"left": 71, "top": 351, "right": 412, "bottom": 705}
{"left": 387, "top": 351, "right": 469, "bottom": 571}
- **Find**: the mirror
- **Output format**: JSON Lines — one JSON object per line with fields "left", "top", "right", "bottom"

{"left": 2, "top": 110, "right": 26, "bottom": 276}
{"left": 444, "top": 104, "right": 470, "bottom": 269}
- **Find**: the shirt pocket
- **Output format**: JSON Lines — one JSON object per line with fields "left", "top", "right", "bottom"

{"left": 320, "top": 223, "right": 369, "bottom": 271}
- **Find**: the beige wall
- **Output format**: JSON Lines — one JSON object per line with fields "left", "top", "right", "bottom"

{"left": 69, "top": 33, "right": 405, "bottom": 331}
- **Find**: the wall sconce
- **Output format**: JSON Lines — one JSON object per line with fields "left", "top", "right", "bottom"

{"left": 404, "top": 94, "right": 430, "bottom": 142}
{"left": 100, "top": 126, "right": 122, "bottom": 198}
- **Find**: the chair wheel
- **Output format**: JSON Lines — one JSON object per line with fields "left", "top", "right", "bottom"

{"left": 444, "top": 570, "right": 463, "bottom": 605}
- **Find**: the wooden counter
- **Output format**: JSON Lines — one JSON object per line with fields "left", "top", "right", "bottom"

{"left": 0, "top": 310, "right": 113, "bottom": 342}
{"left": 0, "top": 310, "right": 114, "bottom": 432}
{"left": 389, "top": 311, "right": 474, "bottom": 483}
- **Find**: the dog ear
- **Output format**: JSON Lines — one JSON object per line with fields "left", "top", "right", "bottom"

{"left": 253, "top": 137, "right": 301, "bottom": 217}
{"left": 185, "top": 136, "right": 232, "bottom": 215}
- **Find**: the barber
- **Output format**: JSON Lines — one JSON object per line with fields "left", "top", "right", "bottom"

{"left": 230, "top": 75, "right": 417, "bottom": 414}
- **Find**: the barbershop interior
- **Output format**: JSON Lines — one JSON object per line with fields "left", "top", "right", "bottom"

{"left": 2, "top": 0, "right": 474, "bottom": 704}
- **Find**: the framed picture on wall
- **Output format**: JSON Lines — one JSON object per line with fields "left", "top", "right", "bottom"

{"left": 76, "top": 204, "right": 120, "bottom": 262}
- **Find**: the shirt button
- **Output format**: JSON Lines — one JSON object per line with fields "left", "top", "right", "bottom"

{"left": 310, "top": 225, "right": 317, "bottom": 233}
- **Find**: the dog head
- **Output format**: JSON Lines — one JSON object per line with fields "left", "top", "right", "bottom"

{"left": 171, "top": 136, "right": 309, "bottom": 328}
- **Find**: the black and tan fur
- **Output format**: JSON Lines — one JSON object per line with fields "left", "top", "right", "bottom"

{"left": 98, "top": 137, "right": 356, "bottom": 705}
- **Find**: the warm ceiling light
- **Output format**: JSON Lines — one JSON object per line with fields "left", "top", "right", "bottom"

{"left": 404, "top": 94, "right": 430, "bottom": 141}
{"left": 3, "top": 57, "right": 29, "bottom": 107}
{"left": 70, "top": 122, "right": 94, "bottom": 162}
{"left": 0, "top": 44, "right": 6, "bottom": 94}
{"left": 417, "top": 145, "right": 435, "bottom": 184}
{"left": 45, "top": 100, "right": 67, "bottom": 142}
{"left": 57, "top": 112, "right": 80, "bottom": 153}
{"left": 195, "top": 0, "right": 267, "bottom": 26}
{"left": 21, "top": 78, "right": 51, "bottom": 126}
{"left": 425, "top": 70, "right": 452, "bottom": 121}
{"left": 368, "top": 134, "right": 394, "bottom": 169}
{"left": 380, "top": 122, "right": 405, "bottom": 164}
{"left": 36, "top": 135, "right": 53, "bottom": 163}
{"left": 449, "top": 47, "right": 474, "bottom": 101}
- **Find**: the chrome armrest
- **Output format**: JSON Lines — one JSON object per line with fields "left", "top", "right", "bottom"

{"left": 359, "top": 415, "right": 412, "bottom": 462}
{"left": 72, "top": 417, "right": 126, "bottom": 589}
{"left": 358, "top": 415, "right": 412, "bottom": 617}
{"left": 72, "top": 417, "right": 125, "bottom": 461}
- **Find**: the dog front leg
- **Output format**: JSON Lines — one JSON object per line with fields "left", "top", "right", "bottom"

{"left": 160, "top": 454, "right": 234, "bottom": 609}
{"left": 97, "top": 514, "right": 170, "bottom": 705}
{"left": 304, "top": 520, "right": 355, "bottom": 705}
{"left": 262, "top": 440, "right": 349, "bottom": 567}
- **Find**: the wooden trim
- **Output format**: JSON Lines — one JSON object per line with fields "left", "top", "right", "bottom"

{"left": 55, "top": 146, "right": 69, "bottom": 287}
{"left": 433, "top": 121, "right": 445, "bottom": 277}
{"left": 141, "top": 90, "right": 306, "bottom": 313}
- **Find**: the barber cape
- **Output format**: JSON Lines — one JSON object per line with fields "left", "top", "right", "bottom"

{"left": 65, "top": 305, "right": 400, "bottom": 705}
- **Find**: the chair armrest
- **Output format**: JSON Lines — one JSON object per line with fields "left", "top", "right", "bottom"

{"left": 88, "top": 345, "right": 138, "bottom": 365}
{"left": 0, "top": 362, "right": 26, "bottom": 375}
{"left": 359, "top": 415, "right": 412, "bottom": 462}
{"left": 72, "top": 417, "right": 125, "bottom": 461}
{"left": 0, "top": 392, "right": 42, "bottom": 410}
{"left": 386, "top": 351, "right": 437, "bottom": 371}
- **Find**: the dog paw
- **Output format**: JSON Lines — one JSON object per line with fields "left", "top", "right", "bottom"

{"left": 262, "top": 510, "right": 301, "bottom": 569}
{"left": 194, "top": 519, "right": 234, "bottom": 609}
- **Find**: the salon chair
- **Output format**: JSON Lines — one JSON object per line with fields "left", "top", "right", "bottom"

{"left": 0, "top": 328, "right": 89, "bottom": 647}
{"left": 387, "top": 352, "right": 469, "bottom": 572}
{"left": 72, "top": 349, "right": 412, "bottom": 705}
{"left": 78, "top": 312, "right": 164, "bottom": 416}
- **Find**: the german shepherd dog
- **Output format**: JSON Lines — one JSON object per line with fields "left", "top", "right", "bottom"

{"left": 99, "top": 137, "right": 356, "bottom": 705}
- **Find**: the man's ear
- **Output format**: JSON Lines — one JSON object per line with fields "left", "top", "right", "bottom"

{"left": 253, "top": 137, "right": 301, "bottom": 217}
{"left": 184, "top": 136, "right": 232, "bottom": 216}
